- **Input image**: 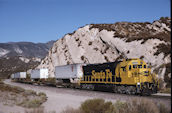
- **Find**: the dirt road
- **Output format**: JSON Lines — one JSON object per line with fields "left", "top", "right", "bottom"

{"left": 4, "top": 79, "right": 171, "bottom": 113}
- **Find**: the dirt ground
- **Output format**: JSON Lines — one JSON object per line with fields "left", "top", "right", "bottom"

{"left": 1, "top": 79, "right": 171, "bottom": 113}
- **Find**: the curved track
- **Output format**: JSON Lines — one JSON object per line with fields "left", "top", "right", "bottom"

{"left": 4, "top": 79, "right": 171, "bottom": 113}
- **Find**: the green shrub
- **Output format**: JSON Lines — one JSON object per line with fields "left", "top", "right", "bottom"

{"left": 80, "top": 98, "right": 113, "bottom": 113}
{"left": 38, "top": 92, "right": 46, "bottom": 97}
{"left": 24, "top": 90, "right": 37, "bottom": 95}
{"left": 38, "top": 92, "right": 47, "bottom": 103}
{"left": 13, "top": 86, "right": 25, "bottom": 93}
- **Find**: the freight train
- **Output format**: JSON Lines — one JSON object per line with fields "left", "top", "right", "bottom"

{"left": 11, "top": 58, "right": 159, "bottom": 95}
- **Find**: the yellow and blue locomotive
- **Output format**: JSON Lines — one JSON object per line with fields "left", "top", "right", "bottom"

{"left": 80, "top": 58, "right": 158, "bottom": 95}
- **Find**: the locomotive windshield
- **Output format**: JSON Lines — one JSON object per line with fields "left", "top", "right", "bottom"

{"left": 138, "top": 65, "right": 142, "bottom": 68}
{"left": 130, "top": 64, "right": 147, "bottom": 69}
{"left": 133, "top": 65, "right": 137, "bottom": 68}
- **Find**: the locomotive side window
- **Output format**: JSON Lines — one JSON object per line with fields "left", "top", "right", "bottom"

{"left": 144, "top": 65, "right": 146, "bottom": 68}
{"left": 129, "top": 65, "right": 131, "bottom": 70}
{"left": 121, "top": 67, "right": 126, "bottom": 71}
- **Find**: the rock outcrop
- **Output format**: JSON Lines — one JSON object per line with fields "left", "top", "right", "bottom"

{"left": 38, "top": 17, "right": 171, "bottom": 87}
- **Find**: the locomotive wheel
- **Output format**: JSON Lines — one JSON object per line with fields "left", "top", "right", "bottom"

{"left": 141, "top": 86, "right": 151, "bottom": 96}
{"left": 112, "top": 86, "right": 118, "bottom": 93}
{"left": 126, "top": 88, "right": 131, "bottom": 95}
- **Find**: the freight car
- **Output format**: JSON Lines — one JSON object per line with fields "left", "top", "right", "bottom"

{"left": 80, "top": 58, "right": 158, "bottom": 95}
{"left": 55, "top": 64, "right": 86, "bottom": 87}
{"left": 11, "top": 72, "right": 26, "bottom": 81}
{"left": 31, "top": 68, "right": 48, "bottom": 81}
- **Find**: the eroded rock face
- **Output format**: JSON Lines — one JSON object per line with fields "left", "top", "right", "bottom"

{"left": 37, "top": 17, "right": 171, "bottom": 86}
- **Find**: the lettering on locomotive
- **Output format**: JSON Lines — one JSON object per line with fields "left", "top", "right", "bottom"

{"left": 91, "top": 69, "right": 112, "bottom": 78}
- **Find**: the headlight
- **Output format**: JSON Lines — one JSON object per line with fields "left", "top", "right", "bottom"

{"left": 137, "top": 82, "right": 140, "bottom": 85}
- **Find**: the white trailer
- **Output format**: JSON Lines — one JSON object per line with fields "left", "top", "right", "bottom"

{"left": 11, "top": 72, "right": 26, "bottom": 79}
{"left": 55, "top": 64, "right": 85, "bottom": 84}
{"left": 11, "top": 74, "right": 14, "bottom": 79}
{"left": 31, "top": 68, "right": 48, "bottom": 79}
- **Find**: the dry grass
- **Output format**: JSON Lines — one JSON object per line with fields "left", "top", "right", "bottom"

{"left": 159, "top": 88, "right": 171, "bottom": 94}
{"left": 0, "top": 83, "right": 25, "bottom": 93}
{"left": 88, "top": 41, "right": 92, "bottom": 45}
{"left": 0, "top": 83, "right": 47, "bottom": 108}
{"left": 25, "top": 107, "right": 45, "bottom": 113}
{"left": 46, "top": 78, "right": 56, "bottom": 84}
{"left": 126, "top": 98, "right": 159, "bottom": 113}
{"left": 62, "top": 107, "right": 81, "bottom": 113}
{"left": 18, "top": 91, "right": 47, "bottom": 108}
{"left": 19, "top": 98, "right": 46, "bottom": 108}
{"left": 154, "top": 43, "right": 171, "bottom": 58}
{"left": 0, "top": 78, "right": 4, "bottom": 84}
{"left": 104, "top": 56, "right": 109, "bottom": 62}
{"left": 81, "top": 56, "right": 85, "bottom": 61}
{"left": 89, "top": 17, "right": 171, "bottom": 44}
{"left": 25, "top": 107, "right": 56, "bottom": 113}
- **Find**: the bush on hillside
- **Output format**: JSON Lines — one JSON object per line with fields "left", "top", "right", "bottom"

{"left": 62, "top": 98, "right": 170, "bottom": 113}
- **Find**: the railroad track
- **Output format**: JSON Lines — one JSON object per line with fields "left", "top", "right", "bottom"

{"left": 5, "top": 79, "right": 170, "bottom": 99}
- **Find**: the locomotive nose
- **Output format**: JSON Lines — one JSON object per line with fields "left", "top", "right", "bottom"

{"left": 138, "top": 69, "right": 153, "bottom": 83}
{"left": 143, "top": 71, "right": 149, "bottom": 76}
{"left": 139, "top": 69, "right": 149, "bottom": 76}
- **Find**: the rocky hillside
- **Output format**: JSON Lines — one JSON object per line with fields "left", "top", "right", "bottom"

{"left": 0, "top": 41, "right": 55, "bottom": 78}
{"left": 0, "top": 41, "right": 55, "bottom": 58}
{"left": 37, "top": 17, "right": 171, "bottom": 87}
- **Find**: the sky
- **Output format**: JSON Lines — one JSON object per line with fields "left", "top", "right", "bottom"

{"left": 0, "top": 0, "right": 171, "bottom": 43}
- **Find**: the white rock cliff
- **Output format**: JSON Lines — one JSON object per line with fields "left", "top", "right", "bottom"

{"left": 37, "top": 17, "right": 171, "bottom": 85}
